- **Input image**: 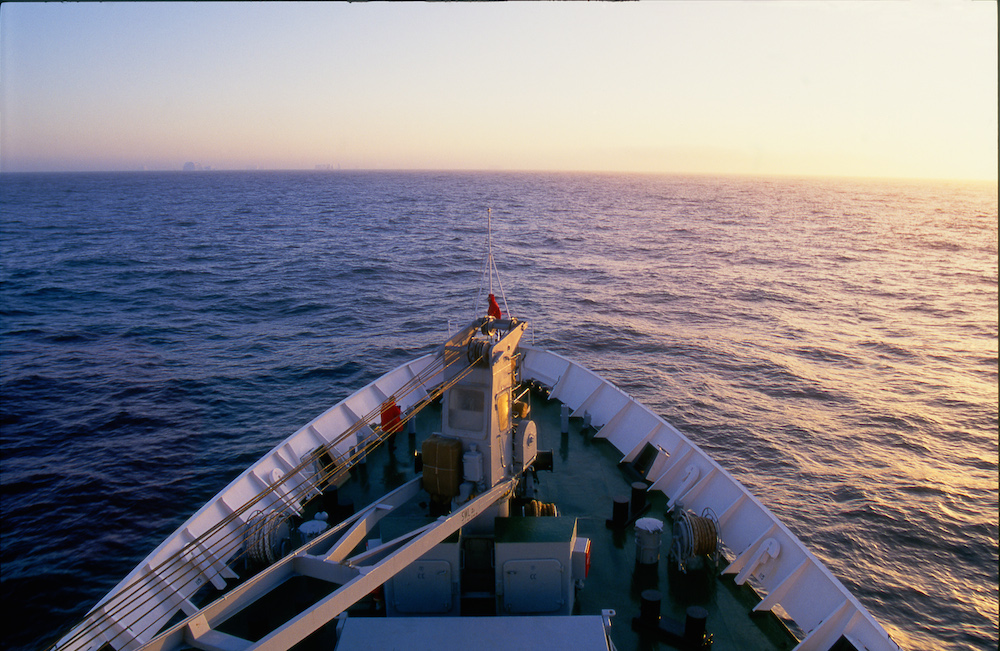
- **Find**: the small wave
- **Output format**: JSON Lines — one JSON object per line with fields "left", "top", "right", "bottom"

{"left": 855, "top": 413, "right": 920, "bottom": 431}
{"left": 2, "top": 170, "right": 996, "bottom": 651}
{"left": 899, "top": 483, "right": 949, "bottom": 497}
{"left": 62, "top": 255, "right": 123, "bottom": 268}
{"left": 732, "top": 288, "right": 798, "bottom": 305}
{"left": 23, "top": 285, "right": 95, "bottom": 299}
{"left": 44, "top": 331, "right": 102, "bottom": 344}
{"left": 3, "top": 326, "right": 44, "bottom": 337}
{"left": 792, "top": 346, "right": 863, "bottom": 368}
{"left": 334, "top": 265, "right": 382, "bottom": 279}
{"left": 831, "top": 483, "right": 868, "bottom": 503}
{"left": 856, "top": 340, "right": 916, "bottom": 360}
{"left": 757, "top": 383, "right": 851, "bottom": 404}
{"left": 937, "top": 499, "right": 986, "bottom": 525}
{"left": 921, "top": 239, "right": 965, "bottom": 252}
{"left": 97, "top": 410, "right": 172, "bottom": 433}
{"left": 282, "top": 301, "right": 329, "bottom": 316}
{"left": 271, "top": 360, "right": 365, "bottom": 382}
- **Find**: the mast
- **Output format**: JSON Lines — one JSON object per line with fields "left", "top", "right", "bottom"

{"left": 488, "top": 207, "right": 493, "bottom": 297}
{"left": 475, "top": 207, "right": 508, "bottom": 321}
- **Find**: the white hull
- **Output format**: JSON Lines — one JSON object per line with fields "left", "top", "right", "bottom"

{"left": 54, "top": 345, "right": 900, "bottom": 651}
{"left": 521, "top": 346, "right": 899, "bottom": 651}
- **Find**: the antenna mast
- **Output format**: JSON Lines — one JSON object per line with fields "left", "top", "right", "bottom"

{"left": 488, "top": 207, "right": 493, "bottom": 297}
{"left": 473, "top": 207, "right": 509, "bottom": 321}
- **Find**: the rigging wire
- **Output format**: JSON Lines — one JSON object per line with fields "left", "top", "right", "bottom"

{"left": 55, "top": 350, "right": 457, "bottom": 649}
{"left": 52, "top": 345, "right": 484, "bottom": 651}
{"left": 56, "top": 233, "right": 507, "bottom": 650}
{"left": 472, "top": 207, "right": 513, "bottom": 321}
{"left": 54, "top": 353, "right": 459, "bottom": 651}
{"left": 491, "top": 251, "right": 512, "bottom": 320}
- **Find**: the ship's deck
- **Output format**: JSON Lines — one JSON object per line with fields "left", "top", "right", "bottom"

{"left": 310, "top": 387, "right": 799, "bottom": 651}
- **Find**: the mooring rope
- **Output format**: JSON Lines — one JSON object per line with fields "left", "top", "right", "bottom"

{"left": 677, "top": 509, "right": 719, "bottom": 560}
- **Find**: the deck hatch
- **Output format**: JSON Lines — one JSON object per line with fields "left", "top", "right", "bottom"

{"left": 391, "top": 560, "right": 453, "bottom": 614}
{"left": 501, "top": 559, "right": 564, "bottom": 613}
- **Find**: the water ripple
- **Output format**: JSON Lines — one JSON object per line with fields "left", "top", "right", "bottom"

{"left": 1, "top": 171, "right": 996, "bottom": 650}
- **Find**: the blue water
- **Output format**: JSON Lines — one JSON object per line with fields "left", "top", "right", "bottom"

{"left": 1, "top": 171, "right": 996, "bottom": 650}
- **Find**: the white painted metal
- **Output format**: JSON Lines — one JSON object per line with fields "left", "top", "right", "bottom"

{"left": 384, "top": 530, "right": 462, "bottom": 617}
{"left": 572, "top": 537, "right": 591, "bottom": 586}
{"left": 441, "top": 319, "right": 526, "bottom": 491}
{"left": 249, "top": 478, "right": 516, "bottom": 650}
{"left": 54, "top": 353, "right": 445, "bottom": 651}
{"left": 334, "top": 615, "right": 615, "bottom": 651}
{"left": 144, "top": 479, "right": 424, "bottom": 651}
{"left": 54, "top": 339, "right": 901, "bottom": 651}
{"left": 390, "top": 559, "right": 454, "bottom": 614}
{"left": 519, "top": 345, "right": 901, "bottom": 651}
{"left": 513, "top": 419, "right": 537, "bottom": 473}
{"left": 133, "top": 477, "right": 513, "bottom": 651}
{"left": 501, "top": 559, "right": 565, "bottom": 613}
{"left": 494, "top": 518, "right": 577, "bottom": 617}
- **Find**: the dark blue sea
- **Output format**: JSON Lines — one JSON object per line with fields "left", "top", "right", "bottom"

{"left": 1, "top": 171, "right": 996, "bottom": 650}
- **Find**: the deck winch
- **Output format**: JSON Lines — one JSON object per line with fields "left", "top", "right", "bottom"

{"left": 243, "top": 510, "right": 290, "bottom": 564}
{"left": 670, "top": 508, "right": 720, "bottom": 573}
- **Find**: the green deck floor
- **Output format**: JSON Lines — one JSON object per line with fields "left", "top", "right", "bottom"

{"left": 329, "top": 389, "right": 798, "bottom": 650}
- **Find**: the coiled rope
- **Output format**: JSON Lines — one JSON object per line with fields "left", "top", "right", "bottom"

{"left": 676, "top": 508, "right": 719, "bottom": 560}
{"left": 524, "top": 499, "right": 559, "bottom": 517}
{"left": 244, "top": 510, "right": 290, "bottom": 565}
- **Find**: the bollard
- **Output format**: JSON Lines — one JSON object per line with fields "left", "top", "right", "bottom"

{"left": 639, "top": 589, "right": 661, "bottom": 626}
{"left": 606, "top": 495, "right": 630, "bottom": 528}
{"left": 684, "top": 606, "right": 709, "bottom": 648}
{"left": 631, "top": 482, "right": 648, "bottom": 517}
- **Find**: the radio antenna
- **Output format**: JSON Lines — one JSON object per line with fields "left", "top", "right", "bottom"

{"left": 473, "top": 207, "right": 510, "bottom": 321}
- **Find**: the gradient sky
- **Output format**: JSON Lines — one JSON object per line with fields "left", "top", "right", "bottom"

{"left": 1, "top": 1, "right": 996, "bottom": 180}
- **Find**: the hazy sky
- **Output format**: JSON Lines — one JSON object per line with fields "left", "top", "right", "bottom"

{"left": 1, "top": 1, "right": 996, "bottom": 180}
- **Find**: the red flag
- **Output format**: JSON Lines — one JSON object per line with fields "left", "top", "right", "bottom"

{"left": 487, "top": 293, "right": 502, "bottom": 319}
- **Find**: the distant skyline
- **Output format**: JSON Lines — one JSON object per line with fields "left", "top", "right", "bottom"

{"left": 1, "top": 1, "right": 996, "bottom": 181}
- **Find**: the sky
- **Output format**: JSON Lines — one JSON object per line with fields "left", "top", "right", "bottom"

{"left": 1, "top": 1, "right": 996, "bottom": 181}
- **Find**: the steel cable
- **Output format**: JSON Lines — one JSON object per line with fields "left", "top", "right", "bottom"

{"left": 52, "top": 347, "right": 480, "bottom": 651}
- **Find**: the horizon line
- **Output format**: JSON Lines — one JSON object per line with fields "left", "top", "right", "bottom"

{"left": 1, "top": 167, "right": 996, "bottom": 185}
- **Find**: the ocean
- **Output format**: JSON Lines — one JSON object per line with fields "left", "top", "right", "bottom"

{"left": 1, "top": 171, "right": 996, "bottom": 650}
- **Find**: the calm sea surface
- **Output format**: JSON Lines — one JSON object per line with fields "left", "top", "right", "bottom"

{"left": 1, "top": 171, "right": 996, "bottom": 650}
